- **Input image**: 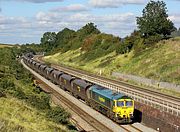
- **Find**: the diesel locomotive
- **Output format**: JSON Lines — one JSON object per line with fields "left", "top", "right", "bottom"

{"left": 22, "top": 55, "right": 134, "bottom": 123}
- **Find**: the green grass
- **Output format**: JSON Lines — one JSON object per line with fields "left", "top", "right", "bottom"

{"left": 0, "top": 47, "right": 75, "bottom": 132}
{"left": 118, "top": 38, "right": 180, "bottom": 84}
{"left": 0, "top": 44, "right": 13, "bottom": 48}
{"left": 0, "top": 96, "right": 69, "bottom": 132}
{"left": 43, "top": 38, "right": 180, "bottom": 96}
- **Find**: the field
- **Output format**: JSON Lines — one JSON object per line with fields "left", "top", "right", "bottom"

{"left": 44, "top": 38, "right": 180, "bottom": 96}
{"left": 0, "top": 44, "right": 13, "bottom": 48}
{"left": 0, "top": 97, "right": 68, "bottom": 132}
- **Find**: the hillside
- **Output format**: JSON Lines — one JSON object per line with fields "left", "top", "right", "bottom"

{"left": 43, "top": 37, "right": 180, "bottom": 92}
{"left": 0, "top": 47, "right": 76, "bottom": 132}
{"left": 0, "top": 97, "right": 68, "bottom": 132}
{"left": 0, "top": 44, "right": 13, "bottom": 48}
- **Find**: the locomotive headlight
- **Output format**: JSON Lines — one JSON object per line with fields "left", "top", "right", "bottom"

{"left": 130, "top": 111, "right": 133, "bottom": 114}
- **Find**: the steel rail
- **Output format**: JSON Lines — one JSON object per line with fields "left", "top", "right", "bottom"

{"left": 34, "top": 56, "right": 180, "bottom": 116}
{"left": 21, "top": 59, "right": 136, "bottom": 132}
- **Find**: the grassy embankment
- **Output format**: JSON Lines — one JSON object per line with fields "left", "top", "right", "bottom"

{"left": 0, "top": 44, "right": 13, "bottom": 48}
{"left": 0, "top": 97, "right": 68, "bottom": 132}
{"left": 44, "top": 37, "right": 180, "bottom": 96}
{"left": 0, "top": 47, "right": 76, "bottom": 132}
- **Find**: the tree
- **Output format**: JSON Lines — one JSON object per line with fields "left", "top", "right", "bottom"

{"left": 40, "top": 32, "right": 56, "bottom": 52}
{"left": 77, "top": 23, "right": 100, "bottom": 38}
{"left": 55, "top": 28, "right": 76, "bottom": 49}
{"left": 137, "top": 0, "right": 176, "bottom": 37}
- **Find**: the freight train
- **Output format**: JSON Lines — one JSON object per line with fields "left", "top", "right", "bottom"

{"left": 22, "top": 55, "right": 134, "bottom": 123}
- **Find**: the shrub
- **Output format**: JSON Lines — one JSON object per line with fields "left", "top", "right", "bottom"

{"left": 144, "top": 34, "right": 162, "bottom": 45}
{"left": 0, "top": 78, "right": 15, "bottom": 91}
{"left": 27, "top": 92, "right": 50, "bottom": 110}
{"left": 46, "top": 106, "right": 70, "bottom": 124}
{"left": 12, "top": 87, "right": 26, "bottom": 99}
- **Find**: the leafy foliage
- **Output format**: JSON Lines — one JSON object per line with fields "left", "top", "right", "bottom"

{"left": 81, "top": 33, "right": 119, "bottom": 60}
{"left": 39, "top": 23, "right": 101, "bottom": 54}
{"left": 77, "top": 22, "right": 100, "bottom": 39}
{"left": 55, "top": 28, "right": 76, "bottom": 52}
{"left": 40, "top": 32, "right": 57, "bottom": 52}
{"left": 46, "top": 106, "right": 70, "bottom": 124}
{"left": 137, "top": 0, "right": 176, "bottom": 37}
{"left": 0, "top": 47, "right": 73, "bottom": 129}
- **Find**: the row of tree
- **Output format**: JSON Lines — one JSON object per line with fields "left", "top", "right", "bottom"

{"left": 28, "top": 1, "right": 178, "bottom": 57}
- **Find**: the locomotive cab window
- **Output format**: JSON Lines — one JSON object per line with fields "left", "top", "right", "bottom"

{"left": 117, "top": 101, "right": 124, "bottom": 107}
{"left": 125, "top": 101, "right": 133, "bottom": 107}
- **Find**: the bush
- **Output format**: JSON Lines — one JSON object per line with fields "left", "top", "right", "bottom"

{"left": 0, "top": 78, "right": 15, "bottom": 92}
{"left": 46, "top": 106, "right": 70, "bottom": 124}
{"left": 12, "top": 87, "right": 26, "bottom": 99}
{"left": 144, "top": 34, "right": 162, "bottom": 45}
{"left": 0, "top": 91, "right": 6, "bottom": 97}
{"left": 27, "top": 92, "right": 50, "bottom": 110}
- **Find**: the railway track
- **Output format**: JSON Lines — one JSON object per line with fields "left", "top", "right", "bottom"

{"left": 36, "top": 78, "right": 112, "bottom": 132}
{"left": 34, "top": 55, "right": 180, "bottom": 117}
{"left": 22, "top": 59, "right": 149, "bottom": 132}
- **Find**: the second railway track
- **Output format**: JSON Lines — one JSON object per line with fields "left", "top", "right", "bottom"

{"left": 22, "top": 59, "right": 147, "bottom": 132}
{"left": 34, "top": 55, "right": 180, "bottom": 117}
{"left": 22, "top": 59, "right": 157, "bottom": 132}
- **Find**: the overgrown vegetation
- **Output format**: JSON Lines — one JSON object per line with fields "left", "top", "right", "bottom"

{"left": 0, "top": 44, "right": 14, "bottom": 48}
{"left": 44, "top": 37, "right": 180, "bottom": 84}
{"left": 44, "top": 37, "right": 180, "bottom": 97}
{"left": 35, "top": 1, "right": 177, "bottom": 58}
{"left": 40, "top": 1, "right": 179, "bottom": 87}
{"left": 20, "top": 1, "right": 179, "bottom": 95}
{"left": 0, "top": 47, "right": 76, "bottom": 131}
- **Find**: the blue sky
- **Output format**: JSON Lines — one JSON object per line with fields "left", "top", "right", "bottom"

{"left": 0, "top": 0, "right": 180, "bottom": 44}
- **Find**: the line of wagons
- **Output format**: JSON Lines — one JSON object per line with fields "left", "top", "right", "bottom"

{"left": 23, "top": 55, "right": 134, "bottom": 123}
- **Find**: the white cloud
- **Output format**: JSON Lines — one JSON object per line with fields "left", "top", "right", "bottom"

{"left": 0, "top": 11, "right": 137, "bottom": 44}
{"left": 36, "top": 11, "right": 58, "bottom": 22}
{"left": 51, "top": 4, "right": 89, "bottom": 12}
{"left": 2, "top": 0, "right": 63, "bottom": 3}
{"left": 169, "top": 14, "right": 180, "bottom": 28}
{"left": 36, "top": 11, "right": 136, "bottom": 36}
{"left": 169, "top": 15, "right": 180, "bottom": 23}
{"left": 0, "top": 15, "right": 27, "bottom": 25}
{"left": 89, "top": 0, "right": 146, "bottom": 8}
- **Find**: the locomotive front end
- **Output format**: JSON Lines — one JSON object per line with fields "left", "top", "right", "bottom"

{"left": 113, "top": 98, "right": 134, "bottom": 123}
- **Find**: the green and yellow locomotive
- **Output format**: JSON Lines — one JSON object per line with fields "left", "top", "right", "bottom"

{"left": 87, "top": 85, "right": 134, "bottom": 123}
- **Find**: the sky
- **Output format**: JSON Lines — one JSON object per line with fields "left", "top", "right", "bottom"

{"left": 0, "top": 0, "right": 180, "bottom": 44}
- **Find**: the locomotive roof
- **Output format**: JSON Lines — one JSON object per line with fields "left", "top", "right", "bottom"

{"left": 72, "top": 79, "right": 91, "bottom": 88}
{"left": 89, "top": 85, "right": 128, "bottom": 100}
